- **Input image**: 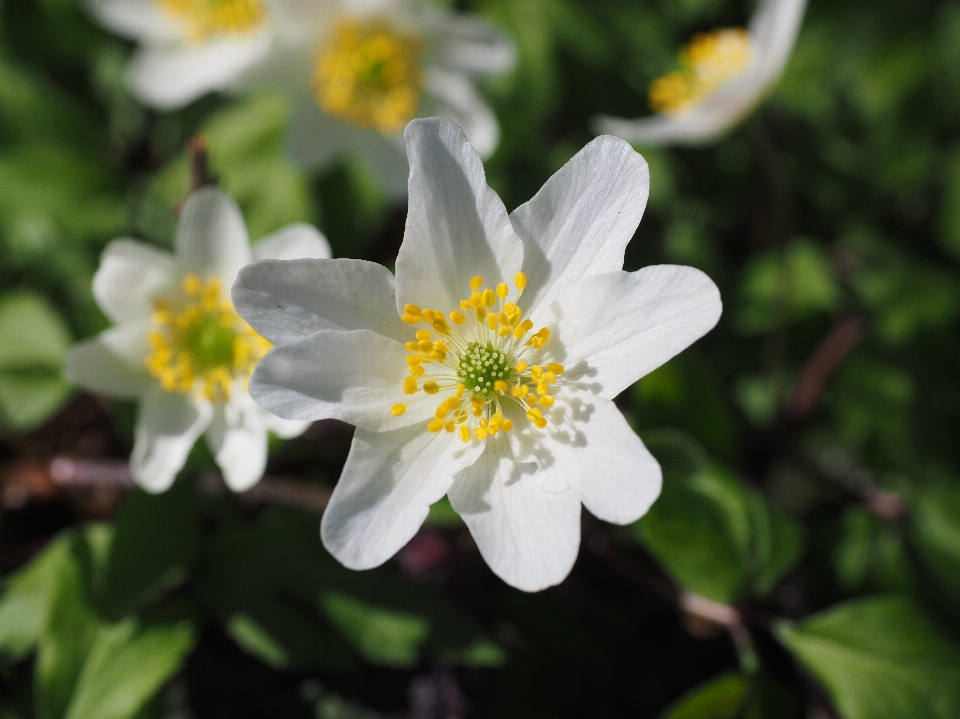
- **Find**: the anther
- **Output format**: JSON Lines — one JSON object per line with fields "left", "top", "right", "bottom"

{"left": 496, "top": 282, "right": 508, "bottom": 300}
{"left": 391, "top": 403, "right": 407, "bottom": 416}
{"left": 470, "top": 276, "right": 483, "bottom": 291}
{"left": 403, "top": 304, "right": 422, "bottom": 317}
{"left": 515, "top": 272, "right": 526, "bottom": 292}
{"left": 547, "top": 363, "right": 564, "bottom": 375}
{"left": 423, "top": 381, "right": 440, "bottom": 395}
{"left": 427, "top": 418, "right": 445, "bottom": 433}
{"left": 450, "top": 310, "right": 466, "bottom": 325}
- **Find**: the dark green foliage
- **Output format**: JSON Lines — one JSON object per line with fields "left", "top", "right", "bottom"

{"left": 2, "top": 0, "right": 960, "bottom": 716}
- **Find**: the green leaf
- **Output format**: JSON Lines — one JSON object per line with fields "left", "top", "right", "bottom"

{"left": 736, "top": 239, "right": 839, "bottom": 335}
{"left": 321, "top": 592, "right": 429, "bottom": 668}
{"left": 662, "top": 673, "right": 747, "bottom": 719}
{"left": 636, "top": 432, "right": 802, "bottom": 604}
{"left": 94, "top": 481, "right": 200, "bottom": 621}
{"left": 35, "top": 537, "right": 101, "bottom": 719}
{"left": 0, "top": 292, "right": 72, "bottom": 430}
{"left": 0, "top": 534, "right": 74, "bottom": 659}
{"left": 63, "top": 620, "right": 194, "bottom": 719}
{"left": 777, "top": 596, "right": 960, "bottom": 719}
{"left": 910, "top": 484, "right": 960, "bottom": 606}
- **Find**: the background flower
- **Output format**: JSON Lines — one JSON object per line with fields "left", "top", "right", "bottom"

{"left": 64, "top": 187, "right": 330, "bottom": 491}
{"left": 593, "top": 0, "right": 808, "bottom": 145}
{"left": 234, "top": 118, "right": 721, "bottom": 590}
{"left": 85, "top": 0, "right": 288, "bottom": 109}
{"left": 248, "top": 0, "right": 516, "bottom": 196}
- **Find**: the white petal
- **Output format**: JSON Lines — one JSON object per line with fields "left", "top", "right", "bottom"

{"left": 321, "top": 424, "right": 483, "bottom": 569}
{"left": 546, "top": 391, "right": 661, "bottom": 524}
{"left": 232, "top": 258, "right": 409, "bottom": 345}
{"left": 430, "top": 16, "right": 517, "bottom": 76}
{"left": 62, "top": 323, "right": 152, "bottom": 399}
{"left": 206, "top": 393, "right": 268, "bottom": 492}
{"left": 249, "top": 328, "right": 440, "bottom": 431}
{"left": 421, "top": 67, "right": 500, "bottom": 159}
{"left": 263, "top": 411, "right": 311, "bottom": 439}
{"left": 175, "top": 187, "right": 252, "bottom": 286}
{"left": 510, "top": 135, "right": 650, "bottom": 323}
{"left": 252, "top": 223, "right": 332, "bottom": 261}
{"left": 749, "top": 0, "right": 809, "bottom": 87}
{"left": 448, "top": 437, "right": 582, "bottom": 592}
{"left": 593, "top": 84, "right": 759, "bottom": 146}
{"left": 395, "top": 117, "right": 522, "bottom": 314}
{"left": 126, "top": 31, "right": 271, "bottom": 110}
{"left": 548, "top": 267, "right": 722, "bottom": 399}
{"left": 593, "top": 0, "right": 808, "bottom": 146}
{"left": 131, "top": 386, "right": 213, "bottom": 493}
{"left": 85, "top": 0, "right": 183, "bottom": 42}
{"left": 92, "top": 239, "right": 176, "bottom": 324}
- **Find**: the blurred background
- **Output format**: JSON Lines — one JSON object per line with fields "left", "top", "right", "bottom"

{"left": 2, "top": 0, "right": 960, "bottom": 717}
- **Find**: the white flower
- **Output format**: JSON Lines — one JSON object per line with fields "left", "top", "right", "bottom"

{"left": 64, "top": 188, "right": 331, "bottom": 492}
{"left": 233, "top": 117, "right": 721, "bottom": 591}
{"left": 85, "top": 0, "right": 290, "bottom": 109}
{"left": 594, "top": 0, "right": 808, "bottom": 146}
{"left": 252, "top": 0, "right": 515, "bottom": 197}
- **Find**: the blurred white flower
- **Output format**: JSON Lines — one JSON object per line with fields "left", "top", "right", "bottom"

{"left": 253, "top": 0, "right": 516, "bottom": 196}
{"left": 86, "top": 0, "right": 286, "bottom": 109}
{"left": 233, "top": 118, "right": 722, "bottom": 591}
{"left": 64, "top": 188, "right": 331, "bottom": 492}
{"left": 594, "top": 0, "right": 808, "bottom": 146}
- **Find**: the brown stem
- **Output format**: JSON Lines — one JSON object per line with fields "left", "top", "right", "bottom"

{"left": 786, "top": 315, "right": 866, "bottom": 419}
{"left": 188, "top": 134, "right": 216, "bottom": 192}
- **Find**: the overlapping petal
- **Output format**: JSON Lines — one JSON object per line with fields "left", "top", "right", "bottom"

{"left": 127, "top": 33, "right": 272, "bottom": 110}
{"left": 395, "top": 118, "right": 522, "bottom": 313}
{"left": 93, "top": 240, "right": 176, "bottom": 324}
{"left": 321, "top": 425, "right": 484, "bottom": 570}
{"left": 207, "top": 393, "right": 269, "bottom": 492}
{"left": 448, "top": 437, "right": 582, "bottom": 592}
{"left": 175, "top": 187, "right": 252, "bottom": 285}
{"left": 545, "top": 391, "right": 662, "bottom": 525}
{"left": 510, "top": 135, "right": 650, "bottom": 323}
{"left": 86, "top": 0, "right": 183, "bottom": 42}
{"left": 431, "top": 16, "right": 517, "bottom": 77}
{"left": 250, "top": 328, "right": 439, "bottom": 431}
{"left": 252, "top": 223, "right": 332, "bottom": 262}
{"left": 547, "top": 266, "right": 722, "bottom": 400}
{"left": 63, "top": 323, "right": 152, "bottom": 399}
{"left": 233, "top": 259, "right": 409, "bottom": 345}
{"left": 131, "top": 386, "right": 213, "bottom": 493}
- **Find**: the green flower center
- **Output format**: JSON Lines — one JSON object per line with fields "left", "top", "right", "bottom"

{"left": 182, "top": 315, "right": 237, "bottom": 371}
{"left": 458, "top": 341, "right": 515, "bottom": 399}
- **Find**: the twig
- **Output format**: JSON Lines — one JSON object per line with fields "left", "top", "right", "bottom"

{"left": 587, "top": 532, "right": 756, "bottom": 663}
{"left": 786, "top": 315, "right": 866, "bottom": 419}
{"left": 187, "top": 135, "right": 216, "bottom": 192}
{"left": 2, "top": 457, "right": 331, "bottom": 515}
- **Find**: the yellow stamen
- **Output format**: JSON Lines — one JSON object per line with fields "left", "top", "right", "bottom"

{"left": 312, "top": 16, "right": 425, "bottom": 134}
{"left": 391, "top": 403, "right": 407, "bottom": 416}
{"left": 649, "top": 27, "right": 752, "bottom": 115}
{"left": 144, "top": 274, "right": 269, "bottom": 402}
{"left": 159, "top": 0, "right": 265, "bottom": 43}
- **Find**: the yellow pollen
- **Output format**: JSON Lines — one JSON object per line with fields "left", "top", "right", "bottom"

{"left": 391, "top": 403, "right": 407, "bottom": 416}
{"left": 649, "top": 27, "right": 752, "bottom": 115}
{"left": 392, "top": 278, "right": 559, "bottom": 442}
{"left": 313, "top": 16, "right": 425, "bottom": 134}
{"left": 515, "top": 273, "right": 526, "bottom": 292}
{"left": 144, "top": 273, "right": 269, "bottom": 402}
{"left": 159, "top": 0, "right": 264, "bottom": 42}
